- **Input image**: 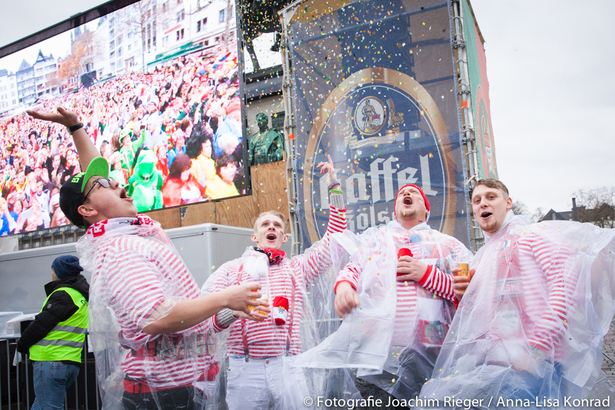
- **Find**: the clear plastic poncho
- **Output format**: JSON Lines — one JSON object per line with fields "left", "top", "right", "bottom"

{"left": 201, "top": 239, "right": 360, "bottom": 410}
{"left": 78, "top": 216, "right": 221, "bottom": 409}
{"left": 420, "top": 211, "right": 615, "bottom": 408}
{"left": 293, "top": 220, "right": 473, "bottom": 400}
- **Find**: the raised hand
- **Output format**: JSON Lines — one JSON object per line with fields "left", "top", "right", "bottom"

{"left": 27, "top": 107, "right": 80, "bottom": 128}
{"left": 316, "top": 154, "right": 339, "bottom": 188}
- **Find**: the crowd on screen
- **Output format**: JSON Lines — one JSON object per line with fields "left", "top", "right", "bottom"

{"left": 0, "top": 44, "right": 244, "bottom": 236}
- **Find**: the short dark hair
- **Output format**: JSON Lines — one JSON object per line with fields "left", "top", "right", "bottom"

{"left": 215, "top": 155, "right": 236, "bottom": 176}
{"left": 179, "top": 118, "right": 191, "bottom": 132}
{"left": 185, "top": 127, "right": 212, "bottom": 159}
{"left": 169, "top": 154, "right": 191, "bottom": 179}
{"left": 474, "top": 178, "right": 509, "bottom": 197}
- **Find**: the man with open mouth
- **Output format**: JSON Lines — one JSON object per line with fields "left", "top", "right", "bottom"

{"left": 203, "top": 154, "right": 348, "bottom": 410}
{"left": 296, "top": 183, "right": 472, "bottom": 405}
{"left": 27, "top": 107, "right": 263, "bottom": 410}
{"left": 421, "top": 178, "right": 615, "bottom": 407}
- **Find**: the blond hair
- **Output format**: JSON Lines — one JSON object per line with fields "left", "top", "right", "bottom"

{"left": 253, "top": 211, "right": 287, "bottom": 233}
{"left": 474, "top": 178, "right": 509, "bottom": 198}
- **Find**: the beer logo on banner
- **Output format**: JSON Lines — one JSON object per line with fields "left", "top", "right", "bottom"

{"left": 354, "top": 97, "right": 386, "bottom": 136}
{"left": 302, "top": 68, "right": 458, "bottom": 243}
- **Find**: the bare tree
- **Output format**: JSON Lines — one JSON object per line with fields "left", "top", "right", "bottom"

{"left": 531, "top": 207, "right": 545, "bottom": 223}
{"left": 573, "top": 186, "right": 615, "bottom": 229}
{"left": 505, "top": 199, "right": 545, "bottom": 223}
{"left": 512, "top": 200, "right": 529, "bottom": 216}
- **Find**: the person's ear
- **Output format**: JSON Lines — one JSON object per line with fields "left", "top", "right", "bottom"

{"left": 251, "top": 233, "right": 258, "bottom": 244}
{"left": 78, "top": 204, "right": 98, "bottom": 219}
{"left": 282, "top": 234, "right": 289, "bottom": 243}
{"left": 506, "top": 197, "right": 513, "bottom": 211}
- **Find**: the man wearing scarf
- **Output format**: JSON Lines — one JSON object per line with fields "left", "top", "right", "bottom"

{"left": 294, "top": 184, "right": 472, "bottom": 405}
{"left": 204, "top": 155, "right": 347, "bottom": 410}
{"left": 27, "top": 107, "right": 264, "bottom": 410}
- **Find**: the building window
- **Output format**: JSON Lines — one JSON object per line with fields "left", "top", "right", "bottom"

{"left": 177, "top": 9, "right": 185, "bottom": 22}
{"left": 177, "top": 28, "right": 184, "bottom": 41}
{"left": 197, "top": 21, "right": 201, "bottom": 32}
{"left": 219, "top": 9, "right": 225, "bottom": 23}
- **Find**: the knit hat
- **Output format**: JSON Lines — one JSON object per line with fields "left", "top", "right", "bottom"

{"left": 52, "top": 255, "right": 83, "bottom": 280}
{"left": 394, "top": 184, "right": 430, "bottom": 221}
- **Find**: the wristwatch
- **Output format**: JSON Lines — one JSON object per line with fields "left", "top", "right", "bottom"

{"left": 67, "top": 122, "right": 84, "bottom": 133}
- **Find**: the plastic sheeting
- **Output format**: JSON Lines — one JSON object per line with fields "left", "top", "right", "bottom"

{"left": 202, "top": 237, "right": 360, "bottom": 409}
{"left": 420, "top": 211, "right": 615, "bottom": 408}
{"left": 293, "top": 220, "right": 472, "bottom": 399}
{"left": 78, "top": 216, "right": 220, "bottom": 409}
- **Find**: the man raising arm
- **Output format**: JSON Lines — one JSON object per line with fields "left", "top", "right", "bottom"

{"left": 28, "top": 107, "right": 264, "bottom": 410}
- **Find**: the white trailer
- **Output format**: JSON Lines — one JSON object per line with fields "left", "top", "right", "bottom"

{"left": 0, "top": 223, "right": 266, "bottom": 317}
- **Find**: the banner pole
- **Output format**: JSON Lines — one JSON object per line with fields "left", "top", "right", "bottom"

{"left": 281, "top": 3, "right": 302, "bottom": 257}
{"left": 452, "top": 0, "right": 483, "bottom": 250}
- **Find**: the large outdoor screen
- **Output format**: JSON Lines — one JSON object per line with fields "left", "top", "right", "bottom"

{"left": 0, "top": 0, "right": 245, "bottom": 236}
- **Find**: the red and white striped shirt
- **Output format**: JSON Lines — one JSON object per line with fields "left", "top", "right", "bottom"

{"left": 335, "top": 225, "right": 472, "bottom": 347}
{"left": 476, "top": 226, "right": 573, "bottom": 354}
{"left": 84, "top": 216, "right": 213, "bottom": 390}
{"left": 209, "top": 206, "right": 347, "bottom": 358}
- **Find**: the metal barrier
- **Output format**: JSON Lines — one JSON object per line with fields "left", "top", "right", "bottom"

{"left": 0, "top": 338, "right": 100, "bottom": 410}
{"left": 18, "top": 226, "right": 86, "bottom": 251}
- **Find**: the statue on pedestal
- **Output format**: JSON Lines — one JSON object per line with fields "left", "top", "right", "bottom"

{"left": 249, "top": 113, "right": 285, "bottom": 165}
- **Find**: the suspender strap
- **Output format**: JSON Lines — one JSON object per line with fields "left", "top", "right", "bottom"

{"left": 286, "top": 274, "right": 296, "bottom": 356}
{"left": 237, "top": 264, "right": 297, "bottom": 360}
{"left": 236, "top": 267, "right": 251, "bottom": 362}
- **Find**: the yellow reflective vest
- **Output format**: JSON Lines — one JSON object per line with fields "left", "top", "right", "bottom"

{"left": 29, "top": 287, "right": 88, "bottom": 363}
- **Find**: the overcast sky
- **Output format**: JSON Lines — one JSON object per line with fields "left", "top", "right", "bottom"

{"left": 1, "top": 0, "right": 613, "bottom": 213}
